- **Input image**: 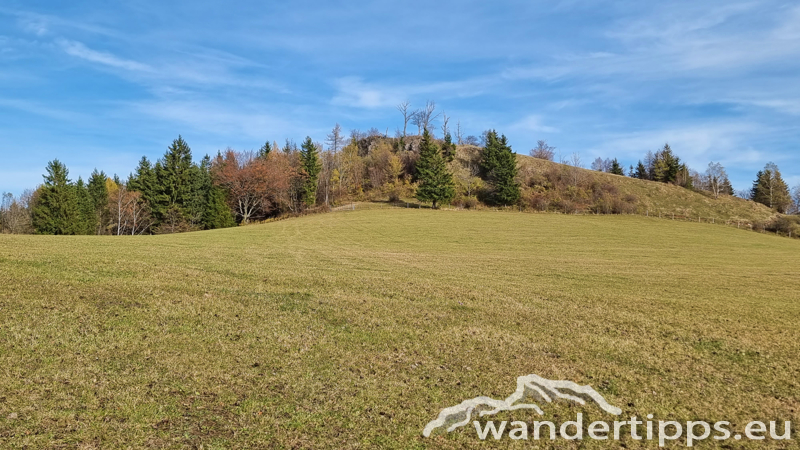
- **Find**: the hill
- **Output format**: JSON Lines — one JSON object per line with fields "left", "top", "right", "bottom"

{"left": 1, "top": 209, "right": 798, "bottom": 448}
{"left": 514, "top": 153, "right": 777, "bottom": 226}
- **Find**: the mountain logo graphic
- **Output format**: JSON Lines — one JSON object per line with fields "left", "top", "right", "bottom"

{"left": 423, "top": 374, "right": 622, "bottom": 437}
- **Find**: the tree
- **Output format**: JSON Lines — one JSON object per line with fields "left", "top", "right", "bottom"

{"left": 326, "top": 124, "right": 344, "bottom": 154}
{"left": 791, "top": 184, "right": 800, "bottom": 214}
{"left": 704, "top": 162, "right": 728, "bottom": 199}
{"left": 441, "top": 132, "right": 456, "bottom": 162}
{"left": 87, "top": 169, "right": 109, "bottom": 234}
{"left": 299, "top": 137, "right": 322, "bottom": 207}
{"left": 651, "top": 144, "right": 681, "bottom": 183}
{"left": 1, "top": 191, "right": 33, "bottom": 234}
{"left": 31, "top": 159, "right": 80, "bottom": 235}
{"left": 480, "top": 130, "right": 520, "bottom": 205}
{"left": 415, "top": 129, "right": 455, "bottom": 208}
{"left": 591, "top": 157, "right": 611, "bottom": 172}
{"left": 751, "top": 162, "right": 791, "bottom": 212}
{"left": 530, "top": 140, "right": 555, "bottom": 161}
{"left": 153, "top": 136, "right": 194, "bottom": 226}
{"left": 396, "top": 102, "right": 411, "bottom": 138}
{"left": 128, "top": 156, "right": 157, "bottom": 207}
{"left": 412, "top": 100, "right": 439, "bottom": 135}
{"left": 609, "top": 159, "right": 624, "bottom": 175}
{"left": 633, "top": 161, "right": 648, "bottom": 179}
{"left": 258, "top": 141, "right": 272, "bottom": 159}
{"left": 75, "top": 177, "right": 96, "bottom": 235}
{"left": 204, "top": 185, "right": 236, "bottom": 229}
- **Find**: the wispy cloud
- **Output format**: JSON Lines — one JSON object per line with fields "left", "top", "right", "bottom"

{"left": 57, "top": 38, "right": 152, "bottom": 72}
{"left": 509, "top": 115, "right": 559, "bottom": 134}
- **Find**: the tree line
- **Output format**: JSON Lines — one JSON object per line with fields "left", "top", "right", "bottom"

{"left": 2, "top": 101, "right": 799, "bottom": 235}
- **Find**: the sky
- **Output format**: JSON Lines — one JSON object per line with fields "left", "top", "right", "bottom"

{"left": 1, "top": 0, "right": 799, "bottom": 195}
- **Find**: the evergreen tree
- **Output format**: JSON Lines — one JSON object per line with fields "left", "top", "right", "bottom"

{"left": 153, "top": 136, "right": 194, "bottom": 225}
{"left": 299, "top": 136, "right": 322, "bottom": 207}
{"left": 634, "top": 161, "right": 648, "bottom": 179}
{"left": 441, "top": 132, "right": 456, "bottom": 162}
{"left": 258, "top": 141, "right": 271, "bottom": 159}
{"left": 479, "top": 130, "right": 520, "bottom": 205}
{"left": 751, "top": 163, "right": 791, "bottom": 212}
{"left": 128, "top": 157, "right": 157, "bottom": 206}
{"left": 31, "top": 159, "right": 80, "bottom": 235}
{"left": 204, "top": 185, "right": 236, "bottom": 229}
{"left": 87, "top": 169, "right": 109, "bottom": 234}
{"left": 75, "top": 177, "right": 96, "bottom": 235}
{"left": 609, "top": 158, "right": 625, "bottom": 175}
{"left": 721, "top": 178, "right": 734, "bottom": 196}
{"left": 415, "top": 129, "right": 455, "bottom": 209}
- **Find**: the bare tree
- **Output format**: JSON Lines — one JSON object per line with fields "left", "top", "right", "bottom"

{"left": 568, "top": 153, "right": 584, "bottom": 186}
{"left": 441, "top": 112, "right": 450, "bottom": 137}
{"left": 791, "top": 184, "right": 800, "bottom": 214}
{"left": 456, "top": 120, "right": 464, "bottom": 145}
{"left": 705, "top": 161, "right": 727, "bottom": 199}
{"left": 326, "top": 123, "right": 344, "bottom": 154}
{"left": 413, "top": 100, "right": 440, "bottom": 134}
{"left": 396, "top": 101, "right": 411, "bottom": 138}
{"left": 0, "top": 190, "right": 33, "bottom": 234}
{"left": 591, "top": 157, "right": 612, "bottom": 172}
{"left": 530, "top": 140, "right": 556, "bottom": 161}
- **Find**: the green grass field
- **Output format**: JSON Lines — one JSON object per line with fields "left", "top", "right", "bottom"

{"left": 1, "top": 209, "right": 799, "bottom": 448}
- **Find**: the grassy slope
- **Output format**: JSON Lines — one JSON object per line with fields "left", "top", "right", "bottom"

{"left": 516, "top": 155, "right": 777, "bottom": 224}
{"left": 1, "top": 210, "right": 799, "bottom": 449}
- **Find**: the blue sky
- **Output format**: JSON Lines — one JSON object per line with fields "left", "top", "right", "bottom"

{"left": 1, "top": 0, "right": 798, "bottom": 195}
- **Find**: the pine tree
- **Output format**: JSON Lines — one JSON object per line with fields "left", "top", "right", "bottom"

{"left": 751, "top": 163, "right": 791, "bottom": 212}
{"left": 609, "top": 158, "right": 625, "bottom": 175}
{"left": 479, "top": 130, "right": 520, "bottom": 205}
{"left": 31, "top": 159, "right": 80, "bottom": 235}
{"left": 415, "top": 129, "right": 455, "bottom": 209}
{"left": 299, "top": 137, "right": 322, "bottom": 207}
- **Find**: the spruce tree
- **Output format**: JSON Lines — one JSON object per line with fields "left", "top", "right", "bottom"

{"left": 415, "top": 129, "right": 455, "bottom": 209}
{"left": 751, "top": 163, "right": 791, "bottom": 212}
{"left": 442, "top": 132, "right": 456, "bottom": 162}
{"left": 258, "top": 141, "right": 271, "bottom": 159}
{"left": 479, "top": 130, "right": 520, "bottom": 205}
{"left": 609, "top": 158, "right": 625, "bottom": 175}
{"left": 204, "top": 186, "right": 236, "bottom": 229}
{"left": 153, "top": 136, "right": 194, "bottom": 225}
{"left": 634, "top": 161, "right": 648, "bottom": 179}
{"left": 31, "top": 159, "right": 80, "bottom": 235}
{"left": 299, "top": 137, "right": 322, "bottom": 207}
{"left": 75, "top": 177, "right": 96, "bottom": 235}
{"left": 128, "top": 157, "right": 157, "bottom": 206}
{"left": 87, "top": 169, "right": 109, "bottom": 234}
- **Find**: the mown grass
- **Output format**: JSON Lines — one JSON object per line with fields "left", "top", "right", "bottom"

{"left": 1, "top": 209, "right": 798, "bottom": 449}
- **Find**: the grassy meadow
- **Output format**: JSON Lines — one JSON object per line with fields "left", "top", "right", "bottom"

{"left": 1, "top": 209, "right": 799, "bottom": 448}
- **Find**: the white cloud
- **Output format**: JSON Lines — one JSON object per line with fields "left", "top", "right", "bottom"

{"left": 331, "top": 77, "right": 404, "bottom": 109}
{"left": 509, "top": 114, "right": 559, "bottom": 133}
{"left": 57, "top": 39, "right": 152, "bottom": 72}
